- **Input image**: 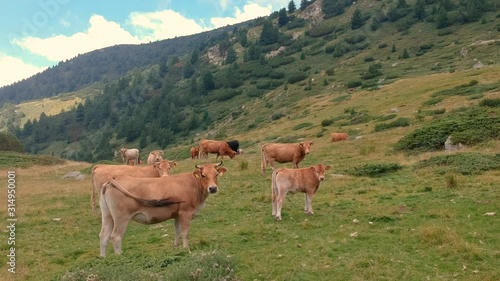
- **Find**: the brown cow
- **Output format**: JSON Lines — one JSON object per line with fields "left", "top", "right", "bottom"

{"left": 91, "top": 160, "right": 176, "bottom": 211}
{"left": 147, "top": 150, "right": 164, "bottom": 165}
{"left": 190, "top": 146, "right": 200, "bottom": 160}
{"left": 119, "top": 148, "right": 139, "bottom": 165}
{"left": 330, "top": 133, "right": 349, "bottom": 142}
{"left": 272, "top": 164, "right": 331, "bottom": 221}
{"left": 98, "top": 162, "right": 227, "bottom": 257}
{"left": 261, "top": 141, "right": 313, "bottom": 174}
{"left": 199, "top": 139, "right": 236, "bottom": 160}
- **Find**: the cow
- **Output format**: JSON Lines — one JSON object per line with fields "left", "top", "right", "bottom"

{"left": 226, "top": 140, "right": 240, "bottom": 154}
{"left": 190, "top": 146, "right": 200, "bottom": 160}
{"left": 119, "top": 148, "right": 139, "bottom": 165}
{"left": 261, "top": 141, "right": 313, "bottom": 174}
{"left": 91, "top": 160, "right": 176, "bottom": 211}
{"left": 98, "top": 162, "right": 227, "bottom": 257}
{"left": 147, "top": 150, "right": 164, "bottom": 165}
{"left": 330, "top": 133, "right": 349, "bottom": 142}
{"left": 271, "top": 164, "right": 331, "bottom": 221}
{"left": 199, "top": 139, "right": 237, "bottom": 160}
{"left": 128, "top": 159, "right": 143, "bottom": 165}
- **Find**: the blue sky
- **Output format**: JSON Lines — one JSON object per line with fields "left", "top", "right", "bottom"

{"left": 0, "top": 0, "right": 297, "bottom": 87}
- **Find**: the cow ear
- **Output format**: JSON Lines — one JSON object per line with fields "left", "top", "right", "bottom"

{"left": 169, "top": 161, "right": 177, "bottom": 167}
{"left": 310, "top": 167, "right": 317, "bottom": 173}
{"left": 299, "top": 142, "right": 304, "bottom": 147}
{"left": 217, "top": 167, "right": 228, "bottom": 176}
{"left": 193, "top": 170, "right": 202, "bottom": 179}
{"left": 325, "top": 165, "right": 332, "bottom": 170}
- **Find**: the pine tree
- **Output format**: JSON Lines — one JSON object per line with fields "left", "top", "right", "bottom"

{"left": 414, "top": 0, "right": 426, "bottom": 20}
{"left": 278, "top": 8, "right": 289, "bottom": 27}
{"left": 225, "top": 46, "right": 237, "bottom": 64}
{"left": 300, "top": 0, "right": 308, "bottom": 11}
{"left": 288, "top": 0, "right": 296, "bottom": 13}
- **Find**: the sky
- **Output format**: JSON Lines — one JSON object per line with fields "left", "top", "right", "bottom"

{"left": 0, "top": 0, "right": 297, "bottom": 87}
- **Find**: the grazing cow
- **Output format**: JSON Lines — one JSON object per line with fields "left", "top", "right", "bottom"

{"left": 330, "top": 133, "right": 349, "bottom": 142}
{"left": 91, "top": 160, "right": 176, "bottom": 211}
{"left": 261, "top": 141, "right": 313, "bottom": 174}
{"left": 272, "top": 164, "right": 331, "bottom": 221}
{"left": 190, "top": 146, "right": 200, "bottom": 160}
{"left": 98, "top": 162, "right": 227, "bottom": 257}
{"left": 120, "top": 148, "right": 139, "bottom": 165}
{"left": 147, "top": 150, "right": 164, "bottom": 165}
{"left": 226, "top": 140, "right": 240, "bottom": 154}
{"left": 199, "top": 139, "right": 237, "bottom": 160}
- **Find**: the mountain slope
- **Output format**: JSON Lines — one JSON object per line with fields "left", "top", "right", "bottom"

{"left": 8, "top": 0, "right": 500, "bottom": 160}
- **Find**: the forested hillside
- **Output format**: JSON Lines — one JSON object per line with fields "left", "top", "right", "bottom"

{"left": 9, "top": 0, "right": 500, "bottom": 161}
{"left": 0, "top": 21, "right": 249, "bottom": 106}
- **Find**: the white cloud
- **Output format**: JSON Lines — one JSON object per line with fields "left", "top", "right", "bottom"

{"left": 12, "top": 15, "right": 142, "bottom": 62}
{"left": 129, "top": 10, "right": 208, "bottom": 41}
{"left": 210, "top": 3, "right": 272, "bottom": 28}
{"left": 219, "top": 0, "right": 231, "bottom": 10}
{"left": 0, "top": 54, "right": 46, "bottom": 87}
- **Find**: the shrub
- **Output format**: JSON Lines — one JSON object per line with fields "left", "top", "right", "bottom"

{"left": 293, "top": 122, "right": 313, "bottom": 130}
{"left": 479, "top": 98, "right": 500, "bottom": 107}
{"left": 378, "top": 43, "right": 388, "bottom": 49}
{"left": 346, "top": 163, "right": 403, "bottom": 177}
{"left": 345, "top": 34, "right": 367, "bottom": 44}
{"left": 269, "top": 70, "right": 285, "bottom": 79}
{"left": 347, "top": 81, "right": 362, "bottom": 88}
{"left": 321, "top": 119, "right": 333, "bottom": 127}
{"left": 374, "top": 117, "right": 410, "bottom": 132}
{"left": 0, "top": 132, "right": 24, "bottom": 153}
{"left": 287, "top": 73, "right": 308, "bottom": 84}
{"left": 272, "top": 113, "right": 285, "bottom": 120}
{"left": 395, "top": 107, "right": 500, "bottom": 152}
{"left": 268, "top": 56, "right": 295, "bottom": 68}
{"left": 325, "top": 67, "right": 335, "bottom": 76}
{"left": 445, "top": 174, "right": 457, "bottom": 189}
{"left": 414, "top": 153, "right": 500, "bottom": 175}
{"left": 364, "top": 57, "right": 375, "bottom": 62}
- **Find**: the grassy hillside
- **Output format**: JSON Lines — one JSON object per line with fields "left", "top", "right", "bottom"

{"left": 1, "top": 63, "right": 498, "bottom": 280}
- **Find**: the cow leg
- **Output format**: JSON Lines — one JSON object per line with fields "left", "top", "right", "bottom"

{"left": 304, "top": 192, "right": 314, "bottom": 215}
{"left": 99, "top": 198, "right": 113, "bottom": 257}
{"left": 275, "top": 192, "right": 286, "bottom": 221}
{"left": 176, "top": 213, "right": 192, "bottom": 250}
{"left": 272, "top": 184, "right": 277, "bottom": 217}
{"left": 174, "top": 218, "right": 181, "bottom": 247}
{"left": 110, "top": 217, "right": 131, "bottom": 255}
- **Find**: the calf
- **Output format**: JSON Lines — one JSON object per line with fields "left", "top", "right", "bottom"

{"left": 261, "top": 141, "right": 313, "bottom": 174}
{"left": 190, "top": 146, "right": 200, "bottom": 159}
{"left": 330, "top": 133, "right": 349, "bottom": 142}
{"left": 271, "top": 164, "right": 331, "bottom": 221}
{"left": 120, "top": 148, "right": 139, "bottom": 165}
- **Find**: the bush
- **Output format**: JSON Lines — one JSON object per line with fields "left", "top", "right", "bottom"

{"left": 395, "top": 107, "right": 500, "bottom": 152}
{"left": 346, "top": 163, "right": 403, "bottom": 177}
{"left": 321, "top": 119, "right": 333, "bottom": 127}
{"left": 272, "top": 113, "right": 285, "bottom": 120}
{"left": 287, "top": 73, "right": 308, "bottom": 84}
{"left": 374, "top": 117, "right": 410, "bottom": 132}
{"left": 293, "top": 122, "right": 313, "bottom": 130}
{"left": 347, "top": 81, "right": 362, "bottom": 88}
{"left": 479, "top": 98, "right": 500, "bottom": 107}
{"left": 325, "top": 67, "right": 335, "bottom": 76}
{"left": 0, "top": 132, "right": 24, "bottom": 153}
{"left": 414, "top": 153, "right": 500, "bottom": 175}
{"left": 268, "top": 56, "right": 295, "bottom": 68}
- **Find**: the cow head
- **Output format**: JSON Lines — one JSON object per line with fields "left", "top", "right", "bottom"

{"left": 310, "top": 164, "right": 331, "bottom": 181}
{"left": 227, "top": 149, "right": 237, "bottom": 159}
{"left": 149, "top": 150, "right": 164, "bottom": 162}
{"left": 194, "top": 162, "right": 227, "bottom": 194}
{"left": 299, "top": 141, "right": 313, "bottom": 154}
{"left": 154, "top": 160, "right": 175, "bottom": 176}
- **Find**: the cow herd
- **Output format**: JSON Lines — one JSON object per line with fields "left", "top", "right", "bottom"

{"left": 95, "top": 133, "right": 348, "bottom": 256}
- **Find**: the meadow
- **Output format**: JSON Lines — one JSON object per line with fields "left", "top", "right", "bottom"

{"left": 1, "top": 67, "right": 499, "bottom": 281}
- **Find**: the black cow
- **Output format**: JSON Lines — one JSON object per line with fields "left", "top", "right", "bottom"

{"left": 226, "top": 140, "right": 240, "bottom": 154}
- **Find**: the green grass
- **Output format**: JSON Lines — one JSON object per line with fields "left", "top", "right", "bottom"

{"left": 0, "top": 151, "right": 65, "bottom": 168}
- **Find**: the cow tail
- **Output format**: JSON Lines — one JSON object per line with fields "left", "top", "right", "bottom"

{"left": 108, "top": 179, "right": 183, "bottom": 207}
{"left": 91, "top": 165, "right": 100, "bottom": 211}
{"left": 271, "top": 169, "right": 280, "bottom": 199}
{"left": 261, "top": 144, "right": 267, "bottom": 174}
